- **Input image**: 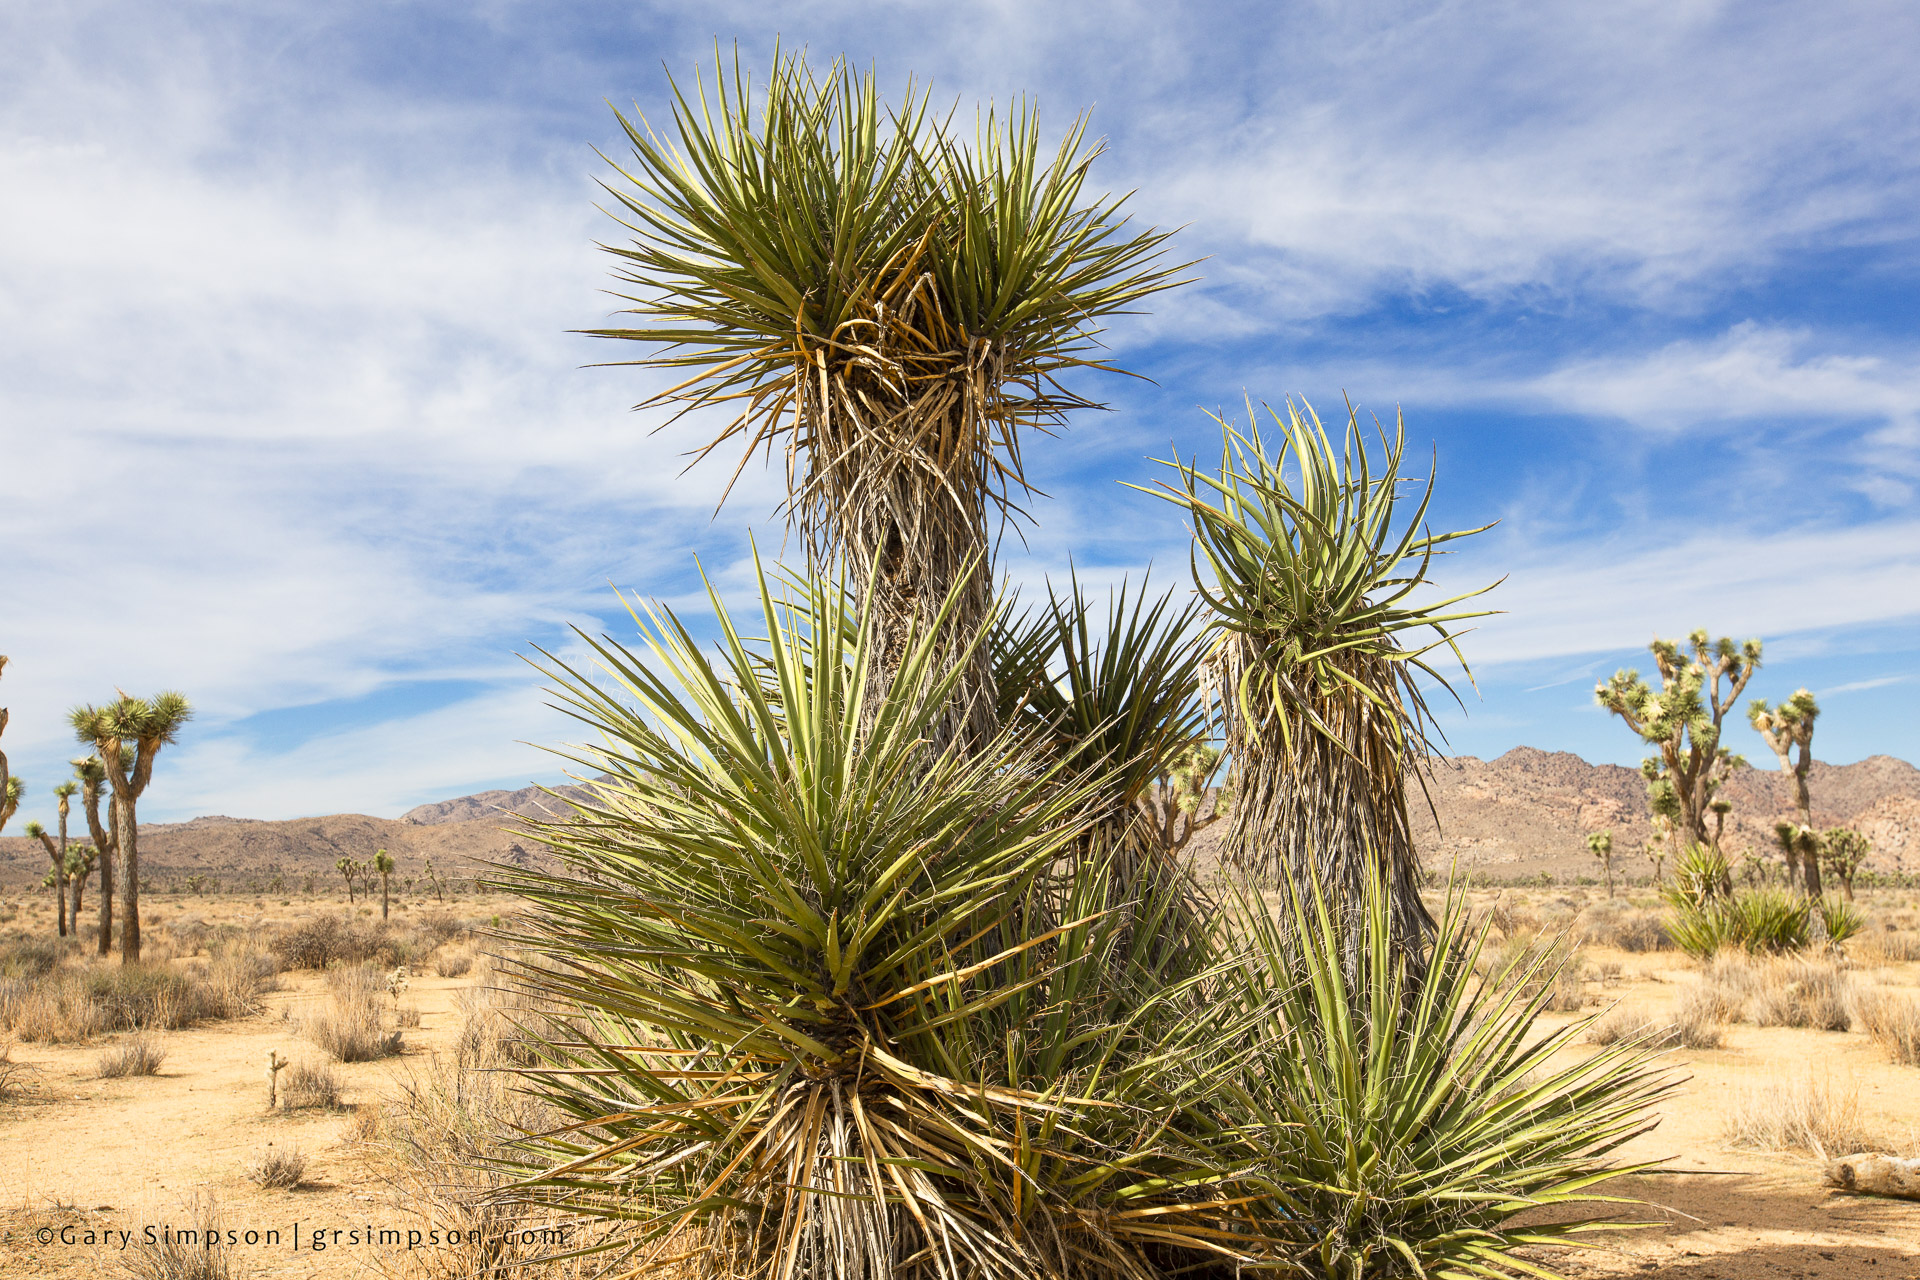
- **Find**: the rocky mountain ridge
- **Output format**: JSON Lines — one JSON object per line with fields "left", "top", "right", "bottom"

{"left": 2, "top": 750, "right": 1915, "bottom": 887}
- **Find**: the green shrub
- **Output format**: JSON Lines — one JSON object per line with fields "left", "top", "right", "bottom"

{"left": 1664, "top": 900, "right": 1733, "bottom": 960}
{"left": 1210, "top": 874, "right": 1674, "bottom": 1278}
{"left": 1726, "top": 890, "right": 1812, "bottom": 954}
{"left": 1818, "top": 896, "right": 1865, "bottom": 946}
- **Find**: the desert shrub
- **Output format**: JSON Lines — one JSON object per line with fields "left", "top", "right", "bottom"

{"left": 1725, "top": 1075, "right": 1884, "bottom": 1157}
{"left": 1818, "top": 896, "right": 1865, "bottom": 946}
{"left": 0, "top": 1039, "right": 30, "bottom": 1101}
{"left": 1669, "top": 985, "right": 1729, "bottom": 1049}
{"left": 275, "top": 913, "right": 428, "bottom": 970}
{"left": 97, "top": 1030, "right": 167, "bottom": 1078}
{"left": 366, "top": 1042, "right": 601, "bottom": 1279}
{"left": 1612, "top": 910, "right": 1670, "bottom": 952}
{"left": 432, "top": 949, "right": 472, "bottom": 978}
{"left": 1750, "top": 958, "right": 1853, "bottom": 1031}
{"left": 120, "top": 1190, "right": 236, "bottom": 1280}
{"left": 417, "top": 910, "right": 468, "bottom": 946}
{"left": 1584, "top": 1006, "right": 1664, "bottom": 1047}
{"left": 1665, "top": 900, "right": 1733, "bottom": 960}
{"left": 1856, "top": 929, "right": 1920, "bottom": 965}
{"left": 1695, "top": 954, "right": 1763, "bottom": 1022}
{"left": 1855, "top": 989, "right": 1920, "bottom": 1066}
{"left": 279, "top": 1059, "right": 345, "bottom": 1110}
{"left": 0, "top": 936, "right": 73, "bottom": 979}
{"left": 2, "top": 956, "right": 261, "bottom": 1042}
{"left": 244, "top": 1143, "right": 308, "bottom": 1189}
{"left": 301, "top": 963, "right": 403, "bottom": 1062}
{"left": 1726, "top": 890, "right": 1813, "bottom": 954}
{"left": 1585, "top": 994, "right": 1724, "bottom": 1051}
{"left": 1547, "top": 958, "right": 1589, "bottom": 1012}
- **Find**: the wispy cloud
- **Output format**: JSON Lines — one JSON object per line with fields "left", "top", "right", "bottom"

{"left": 3, "top": 1, "right": 1917, "bottom": 821}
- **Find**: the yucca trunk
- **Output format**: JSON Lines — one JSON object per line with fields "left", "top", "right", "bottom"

{"left": 791, "top": 273, "right": 1009, "bottom": 750}
{"left": 1220, "top": 646, "right": 1435, "bottom": 969}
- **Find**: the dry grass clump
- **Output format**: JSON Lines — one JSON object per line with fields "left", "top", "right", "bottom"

{"left": 120, "top": 1190, "right": 238, "bottom": 1280}
{"left": 0, "top": 941, "right": 273, "bottom": 1043}
{"left": 1584, "top": 999, "right": 1724, "bottom": 1051}
{"left": 279, "top": 1058, "right": 345, "bottom": 1110}
{"left": 97, "top": 1030, "right": 167, "bottom": 1078}
{"left": 365, "top": 984, "right": 597, "bottom": 1280}
{"left": 0, "top": 1039, "right": 30, "bottom": 1101}
{"left": 301, "top": 964, "right": 404, "bottom": 1062}
{"left": 1545, "top": 960, "right": 1589, "bottom": 1012}
{"left": 432, "top": 949, "right": 473, "bottom": 978}
{"left": 244, "top": 1143, "right": 309, "bottom": 1189}
{"left": 273, "top": 913, "right": 433, "bottom": 971}
{"left": 1855, "top": 989, "right": 1920, "bottom": 1067}
{"left": 1667, "top": 986, "right": 1729, "bottom": 1049}
{"left": 1749, "top": 958, "right": 1853, "bottom": 1032}
{"left": 1855, "top": 926, "right": 1920, "bottom": 965}
{"left": 1579, "top": 907, "right": 1669, "bottom": 953}
{"left": 1725, "top": 1075, "right": 1885, "bottom": 1157}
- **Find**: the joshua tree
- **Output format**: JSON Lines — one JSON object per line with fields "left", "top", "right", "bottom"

{"left": 590, "top": 52, "right": 1187, "bottom": 750}
{"left": 0, "top": 654, "right": 10, "bottom": 833}
{"left": 26, "top": 821, "right": 65, "bottom": 934}
{"left": 70, "top": 691, "right": 193, "bottom": 963}
{"left": 67, "top": 843, "right": 97, "bottom": 925}
{"left": 421, "top": 857, "right": 445, "bottom": 904}
{"left": 51, "top": 781, "right": 76, "bottom": 930}
{"left": 1138, "top": 743, "right": 1225, "bottom": 858}
{"left": 1820, "top": 827, "right": 1871, "bottom": 901}
{"left": 1587, "top": 830, "right": 1616, "bottom": 898}
{"left": 1643, "top": 825, "right": 1670, "bottom": 884}
{"left": 335, "top": 856, "right": 359, "bottom": 903}
{"left": 1142, "top": 399, "right": 1497, "bottom": 961}
{"left": 1750, "top": 688, "right": 1819, "bottom": 889}
{"left": 0, "top": 775, "right": 18, "bottom": 832}
{"left": 373, "top": 848, "right": 394, "bottom": 920}
{"left": 1597, "top": 630, "right": 1760, "bottom": 852}
{"left": 72, "top": 755, "right": 118, "bottom": 954}
{"left": 1773, "top": 821, "right": 1824, "bottom": 898}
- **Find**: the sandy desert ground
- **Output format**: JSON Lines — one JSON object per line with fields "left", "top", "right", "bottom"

{"left": 1, "top": 888, "right": 1917, "bottom": 1279}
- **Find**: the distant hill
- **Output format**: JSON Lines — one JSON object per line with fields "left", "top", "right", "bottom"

{"left": 1405, "top": 748, "right": 1920, "bottom": 878}
{"left": 399, "top": 777, "right": 610, "bottom": 826}
{"left": 3, "top": 752, "right": 1915, "bottom": 889}
{"left": 1175, "top": 749, "right": 1920, "bottom": 881}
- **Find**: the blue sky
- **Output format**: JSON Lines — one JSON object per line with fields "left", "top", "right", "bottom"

{"left": 3, "top": 1, "right": 1918, "bottom": 822}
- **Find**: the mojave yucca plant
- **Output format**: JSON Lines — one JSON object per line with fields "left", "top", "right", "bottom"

{"left": 1186, "top": 867, "right": 1675, "bottom": 1280}
{"left": 588, "top": 50, "right": 1189, "bottom": 748}
{"left": 1138, "top": 400, "right": 1498, "bottom": 966}
{"left": 490, "top": 559, "right": 1257, "bottom": 1280}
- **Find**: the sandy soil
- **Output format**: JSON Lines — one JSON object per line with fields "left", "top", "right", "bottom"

{"left": 3, "top": 893, "right": 1919, "bottom": 1278}
{"left": 1, "top": 896, "right": 494, "bottom": 1279}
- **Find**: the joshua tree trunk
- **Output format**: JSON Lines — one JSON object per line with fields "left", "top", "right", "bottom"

{"left": 70, "top": 868, "right": 87, "bottom": 928}
{"left": 33, "top": 828, "right": 66, "bottom": 935}
{"left": 98, "top": 807, "right": 116, "bottom": 955}
{"left": 116, "top": 793, "right": 141, "bottom": 960}
{"left": 56, "top": 818, "right": 69, "bottom": 936}
{"left": 381, "top": 873, "right": 390, "bottom": 920}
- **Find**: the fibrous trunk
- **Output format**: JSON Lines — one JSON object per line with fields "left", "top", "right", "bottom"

{"left": 796, "top": 316, "right": 1012, "bottom": 754}
{"left": 1223, "top": 654, "right": 1434, "bottom": 974}
{"left": 117, "top": 793, "right": 140, "bottom": 962}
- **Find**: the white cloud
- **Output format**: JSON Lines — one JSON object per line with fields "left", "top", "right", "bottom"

{"left": 1527, "top": 323, "right": 1920, "bottom": 438}
{"left": 1456, "top": 519, "right": 1920, "bottom": 665}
